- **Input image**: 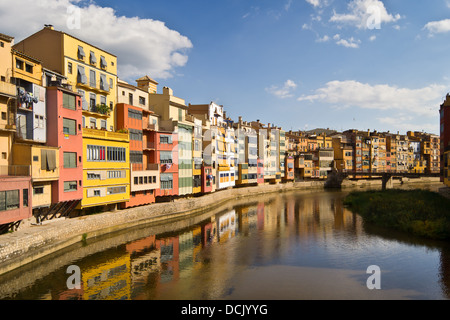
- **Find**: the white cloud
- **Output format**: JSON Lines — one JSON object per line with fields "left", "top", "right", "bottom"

{"left": 369, "top": 35, "right": 377, "bottom": 41}
{"left": 424, "top": 19, "right": 450, "bottom": 35}
{"left": 297, "top": 80, "right": 446, "bottom": 116}
{"left": 316, "top": 35, "right": 330, "bottom": 42}
{"left": 0, "top": 0, "right": 193, "bottom": 80}
{"left": 330, "top": 0, "right": 401, "bottom": 30}
{"left": 305, "top": 0, "right": 330, "bottom": 8}
{"left": 306, "top": 0, "right": 321, "bottom": 7}
{"left": 333, "top": 34, "right": 361, "bottom": 48}
{"left": 266, "top": 80, "right": 298, "bottom": 99}
{"left": 377, "top": 116, "right": 438, "bottom": 133}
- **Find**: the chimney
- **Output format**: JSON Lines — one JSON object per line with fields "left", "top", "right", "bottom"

{"left": 44, "top": 24, "right": 54, "bottom": 30}
{"left": 239, "top": 116, "right": 242, "bottom": 123}
{"left": 163, "top": 86, "right": 173, "bottom": 96}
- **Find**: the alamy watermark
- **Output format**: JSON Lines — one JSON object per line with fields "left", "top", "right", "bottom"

{"left": 366, "top": 265, "right": 381, "bottom": 290}
{"left": 67, "top": 5, "right": 81, "bottom": 30}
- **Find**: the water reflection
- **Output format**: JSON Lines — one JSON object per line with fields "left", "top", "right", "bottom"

{"left": 1, "top": 188, "right": 450, "bottom": 300}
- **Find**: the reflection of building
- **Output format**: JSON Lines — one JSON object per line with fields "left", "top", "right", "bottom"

{"left": 156, "top": 236, "right": 179, "bottom": 284}
{"left": 217, "top": 210, "right": 237, "bottom": 242}
{"left": 82, "top": 254, "right": 131, "bottom": 300}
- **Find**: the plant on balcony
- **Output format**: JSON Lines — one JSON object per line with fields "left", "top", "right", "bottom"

{"left": 96, "top": 103, "right": 110, "bottom": 115}
{"left": 117, "top": 128, "right": 129, "bottom": 134}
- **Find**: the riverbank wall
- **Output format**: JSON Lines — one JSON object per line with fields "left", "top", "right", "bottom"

{"left": 0, "top": 177, "right": 441, "bottom": 276}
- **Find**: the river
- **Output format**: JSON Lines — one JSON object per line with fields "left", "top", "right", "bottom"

{"left": 0, "top": 184, "right": 449, "bottom": 300}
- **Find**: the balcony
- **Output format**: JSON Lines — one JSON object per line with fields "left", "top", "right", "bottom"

{"left": 82, "top": 104, "right": 111, "bottom": 118}
{"left": 0, "top": 81, "right": 16, "bottom": 98}
{"left": 143, "top": 123, "right": 157, "bottom": 131}
{"left": 0, "top": 165, "right": 30, "bottom": 177}
{"left": 82, "top": 127, "right": 129, "bottom": 142}
{"left": 144, "top": 142, "right": 156, "bottom": 151}
{"left": 77, "top": 78, "right": 111, "bottom": 95}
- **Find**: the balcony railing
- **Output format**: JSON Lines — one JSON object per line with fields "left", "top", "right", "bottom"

{"left": 0, "top": 165, "right": 30, "bottom": 177}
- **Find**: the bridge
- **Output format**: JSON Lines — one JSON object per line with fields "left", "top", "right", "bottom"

{"left": 325, "top": 170, "right": 440, "bottom": 190}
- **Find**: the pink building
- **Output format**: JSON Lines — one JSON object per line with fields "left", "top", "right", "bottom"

{"left": 46, "top": 85, "right": 83, "bottom": 205}
{"left": 0, "top": 176, "right": 32, "bottom": 226}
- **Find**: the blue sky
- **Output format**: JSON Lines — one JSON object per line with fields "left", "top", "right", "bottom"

{"left": 2, "top": 0, "right": 450, "bottom": 135}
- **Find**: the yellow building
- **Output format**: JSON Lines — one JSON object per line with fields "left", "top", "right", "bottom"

{"left": 81, "top": 129, "right": 130, "bottom": 209}
{"left": 0, "top": 33, "right": 16, "bottom": 168}
{"left": 191, "top": 116, "right": 203, "bottom": 194}
{"left": 12, "top": 143, "right": 59, "bottom": 210}
{"left": 14, "top": 26, "right": 130, "bottom": 210}
{"left": 13, "top": 26, "right": 118, "bottom": 131}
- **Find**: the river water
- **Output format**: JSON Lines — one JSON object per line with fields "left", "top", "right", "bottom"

{"left": 0, "top": 184, "right": 449, "bottom": 300}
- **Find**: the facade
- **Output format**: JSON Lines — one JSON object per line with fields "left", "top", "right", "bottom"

{"left": 46, "top": 84, "right": 83, "bottom": 205}
{"left": 116, "top": 79, "right": 160, "bottom": 208}
{"left": 149, "top": 86, "right": 192, "bottom": 196}
{"left": 0, "top": 176, "right": 32, "bottom": 226}
{"left": 0, "top": 33, "right": 16, "bottom": 169}
{"left": 12, "top": 143, "right": 60, "bottom": 212}
{"left": 331, "top": 134, "right": 354, "bottom": 173}
{"left": 12, "top": 49, "right": 47, "bottom": 143}
{"left": 13, "top": 26, "right": 131, "bottom": 211}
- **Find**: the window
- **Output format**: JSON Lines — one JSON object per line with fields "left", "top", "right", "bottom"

{"left": 89, "top": 93, "right": 96, "bottom": 109}
{"left": 77, "top": 65, "right": 87, "bottom": 84}
{"left": 87, "top": 173, "right": 101, "bottom": 180}
{"left": 129, "top": 93, "right": 133, "bottom": 105}
{"left": 63, "top": 118, "right": 76, "bottom": 135}
{"left": 93, "top": 190, "right": 101, "bottom": 197}
{"left": 100, "top": 56, "right": 107, "bottom": 69}
{"left": 63, "top": 93, "right": 76, "bottom": 110}
{"left": 106, "top": 146, "right": 126, "bottom": 162}
{"left": 1, "top": 112, "right": 5, "bottom": 120}
{"left": 41, "top": 149, "right": 56, "bottom": 171}
{"left": 1, "top": 152, "right": 6, "bottom": 160}
{"left": 25, "top": 64, "right": 33, "bottom": 73}
{"left": 23, "top": 189, "right": 28, "bottom": 207}
{"left": 63, "top": 152, "right": 77, "bottom": 168}
{"left": 100, "top": 120, "right": 107, "bottom": 130}
{"left": 34, "top": 115, "right": 44, "bottom": 129}
{"left": 128, "top": 109, "right": 143, "bottom": 120}
{"left": 0, "top": 41, "right": 3, "bottom": 47}
{"left": 0, "top": 190, "right": 20, "bottom": 211}
{"left": 87, "top": 145, "right": 106, "bottom": 161}
{"left": 129, "top": 129, "right": 143, "bottom": 141}
{"left": 107, "top": 186, "right": 126, "bottom": 195}
{"left": 89, "top": 51, "right": 97, "bottom": 65}
{"left": 178, "top": 109, "right": 183, "bottom": 121}
{"left": 139, "top": 96, "right": 146, "bottom": 105}
{"left": 130, "top": 151, "right": 143, "bottom": 164}
{"left": 89, "top": 118, "right": 96, "bottom": 129}
{"left": 33, "top": 187, "right": 44, "bottom": 195}
{"left": 64, "top": 181, "right": 77, "bottom": 192}
{"left": 16, "top": 59, "right": 24, "bottom": 70}
{"left": 160, "top": 151, "right": 173, "bottom": 164}
{"left": 68, "top": 62, "right": 72, "bottom": 74}
{"left": 160, "top": 174, "right": 173, "bottom": 190}
{"left": 89, "top": 69, "right": 96, "bottom": 88}
{"left": 78, "top": 46, "right": 86, "bottom": 60}
{"left": 160, "top": 135, "right": 172, "bottom": 144}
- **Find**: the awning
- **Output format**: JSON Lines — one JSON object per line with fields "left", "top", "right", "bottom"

{"left": 90, "top": 51, "right": 97, "bottom": 64}
{"left": 78, "top": 46, "right": 86, "bottom": 58}
{"left": 77, "top": 65, "right": 87, "bottom": 84}
{"left": 100, "top": 56, "right": 107, "bottom": 69}
{"left": 100, "top": 74, "right": 108, "bottom": 91}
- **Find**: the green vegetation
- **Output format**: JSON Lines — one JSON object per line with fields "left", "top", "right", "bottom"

{"left": 344, "top": 189, "right": 450, "bottom": 240}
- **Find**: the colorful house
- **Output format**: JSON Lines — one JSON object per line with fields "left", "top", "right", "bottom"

{"left": 46, "top": 81, "right": 83, "bottom": 207}
{"left": 116, "top": 79, "right": 160, "bottom": 208}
